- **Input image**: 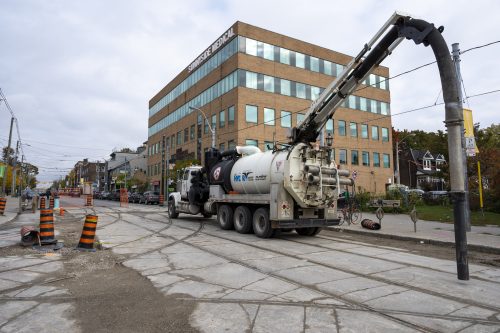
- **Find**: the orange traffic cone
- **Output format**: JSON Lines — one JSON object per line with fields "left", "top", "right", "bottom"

{"left": 76, "top": 214, "right": 98, "bottom": 252}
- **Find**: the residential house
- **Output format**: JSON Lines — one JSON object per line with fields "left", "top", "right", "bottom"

{"left": 399, "top": 149, "right": 446, "bottom": 190}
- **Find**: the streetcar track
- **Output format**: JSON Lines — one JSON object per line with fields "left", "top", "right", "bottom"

{"left": 87, "top": 206, "right": 500, "bottom": 330}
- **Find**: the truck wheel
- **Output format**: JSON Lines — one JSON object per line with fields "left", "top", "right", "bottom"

{"left": 253, "top": 207, "right": 274, "bottom": 238}
{"left": 168, "top": 200, "right": 179, "bottom": 218}
{"left": 234, "top": 206, "right": 253, "bottom": 234}
{"left": 296, "top": 227, "right": 320, "bottom": 236}
{"left": 217, "top": 205, "right": 234, "bottom": 230}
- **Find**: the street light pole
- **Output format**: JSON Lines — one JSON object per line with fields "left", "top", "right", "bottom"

{"left": 395, "top": 133, "right": 415, "bottom": 185}
{"left": 189, "top": 106, "right": 216, "bottom": 148}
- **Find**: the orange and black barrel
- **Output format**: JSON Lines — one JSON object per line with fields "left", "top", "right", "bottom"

{"left": 159, "top": 195, "right": 164, "bottom": 206}
{"left": 85, "top": 195, "right": 92, "bottom": 207}
{"left": 49, "top": 196, "right": 54, "bottom": 209}
{"left": 77, "top": 214, "right": 98, "bottom": 251}
{"left": 39, "top": 209, "right": 57, "bottom": 244}
{"left": 39, "top": 197, "right": 46, "bottom": 210}
{"left": 0, "top": 197, "right": 6, "bottom": 215}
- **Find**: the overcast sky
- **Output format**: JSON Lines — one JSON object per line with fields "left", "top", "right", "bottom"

{"left": 1, "top": 0, "right": 498, "bottom": 182}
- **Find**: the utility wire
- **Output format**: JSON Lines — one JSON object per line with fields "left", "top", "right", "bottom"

{"left": 461, "top": 40, "right": 500, "bottom": 55}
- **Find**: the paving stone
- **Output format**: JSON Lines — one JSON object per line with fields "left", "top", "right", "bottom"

{"left": 0, "top": 270, "right": 41, "bottom": 283}
{"left": 163, "top": 280, "right": 229, "bottom": 299}
{"left": 0, "top": 303, "right": 77, "bottom": 333}
{"left": 305, "top": 307, "right": 337, "bottom": 333}
{"left": 123, "top": 258, "right": 170, "bottom": 272}
{"left": 344, "top": 246, "right": 395, "bottom": 256}
{"left": 222, "top": 289, "right": 272, "bottom": 301}
{"left": 272, "top": 287, "right": 328, "bottom": 303}
{"left": 20, "top": 261, "right": 63, "bottom": 273}
{"left": 160, "top": 243, "right": 206, "bottom": 255}
{"left": 363, "top": 290, "right": 465, "bottom": 315}
{"left": 243, "top": 276, "right": 297, "bottom": 295}
{"left": 253, "top": 304, "right": 304, "bottom": 333}
{"left": 372, "top": 266, "right": 500, "bottom": 308}
{"left": 0, "top": 279, "right": 21, "bottom": 292}
{"left": 393, "top": 314, "right": 473, "bottom": 332}
{"left": 343, "top": 284, "right": 407, "bottom": 303}
{"left": 243, "top": 256, "right": 311, "bottom": 273}
{"left": 336, "top": 308, "right": 419, "bottom": 332}
{"left": 8, "top": 285, "right": 57, "bottom": 298}
{"left": 147, "top": 273, "right": 184, "bottom": 289}
{"left": 275, "top": 265, "right": 354, "bottom": 285}
{"left": 0, "top": 258, "right": 48, "bottom": 272}
{"left": 173, "top": 263, "right": 267, "bottom": 289}
{"left": 166, "top": 251, "right": 228, "bottom": 270}
{"left": 199, "top": 242, "right": 278, "bottom": 261}
{"left": 189, "top": 302, "right": 250, "bottom": 333}
{"left": 458, "top": 324, "right": 500, "bottom": 333}
{"left": 448, "top": 305, "right": 497, "bottom": 320}
{"left": 0, "top": 301, "right": 38, "bottom": 326}
{"left": 252, "top": 238, "right": 330, "bottom": 255}
{"left": 300, "top": 250, "right": 406, "bottom": 275}
{"left": 241, "top": 303, "right": 259, "bottom": 322}
{"left": 316, "top": 276, "right": 386, "bottom": 296}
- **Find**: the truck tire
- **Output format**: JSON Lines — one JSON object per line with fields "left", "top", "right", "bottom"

{"left": 168, "top": 200, "right": 179, "bottom": 218}
{"left": 296, "top": 227, "right": 321, "bottom": 236}
{"left": 217, "top": 205, "right": 234, "bottom": 230}
{"left": 253, "top": 207, "right": 274, "bottom": 238}
{"left": 234, "top": 206, "right": 253, "bottom": 234}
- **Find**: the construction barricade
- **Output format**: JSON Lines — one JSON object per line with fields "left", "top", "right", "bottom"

{"left": 77, "top": 214, "right": 98, "bottom": 251}
{"left": 39, "top": 209, "right": 57, "bottom": 244}
{"left": 0, "top": 197, "right": 6, "bottom": 215}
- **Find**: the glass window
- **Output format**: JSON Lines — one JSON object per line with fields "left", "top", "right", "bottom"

{"left": 177, "top": 131, "right": 182, "bottom": 145}
{"left": 171, "top": 135, "right": 175, "bottom": 148}
{"left": 383, "top": 153, "right": 390, "bottom": 168}
{"left": 381, "top": 102, "right": 389, "bottom": 115}
{"left": 246, "top": 139, "right": 258, "bottom": 147}
{"left": 245, "top": 71, "right": 258, "bottom": 89}
{"left": 351, "top": 150, "right": 359, "bottom": 165}
{"left": 297, "top": 113, "right": 305, "bottom": 126}
{"left": 350, "top": 122, "right": 357, "bottom": 137}
{"left": 264, "top": 107, "right": 275, "bottom": 125}
{"left": 311, "top": 86, "right": 321, "bottom": 100}
{"left": 360, "top": 97, "right": 367, "bottom": 111}
{"left": 370, "top": 100, "right": 378, "bottom": 114}
{"left": 373, "top": 152, "right": 380, "bottom": 167}
{"left": 362, "top": 151, "right": 370, "bottom": 166}
{"left": 219, "top": 110, "right": 225, "bottom": 128}
{"left": 310, "top": 56, "right": 319, "bottom": 72}
{"left": 296, "top": 83, "right": 306, "bottom": 99}
{"left": 280, "top": 79, "right": 291, "bottom": 96}
{"left": 281, "top": 111, "right": 291, "bottom": 128}
{"left": 219, "top": 143, "right": 225, "bottom": 152}
{"left": 338, "top": 120, "right": 346, "bottom": 136}
{"left": 228, "top": 105, "right": 235, "bottom": 125}
{"left": 190, "top": 125, "right": 195, "bottom": 140}
{"left": 339, "top": 149, "right": 347, "bottom": 164}
{"left": 382, "top": 127, "right": 389, "bottom": 142}
{"left": 263, "top": 43, "right": 274, "bottom": 61}
{"left": 361, "top": 124, "right": 368, "bottom": 139}
{"left": 280, "top": 48, "right": 290, "bottom": 65}
{"left": 336, "top": 64, "right": 344, "bottom": 76}
{"left": 245, "top": 105, "right": 258, "bottom": 123}
{"left": 264, "top": 75, "right": 274, "bottom": 93}
{"left": 228, "top": 140, "right": 236, "bottom": 149}
{"left": 204, "top": 119, "right": 209, "bottom": 134}
{"left": 348, "top": 95, "right": 356, "bottom": 109}
{"left": 324, "top": 60, "right": 333, "bottom": 75}
{"left": 295, "top": 52, "right": 305, "bottom": 68}
{"left": 372, "top": 126, "right": 379, "bottom": 140}
{"left": 246, "top": 38, "right": 258, "bottom": 56}
{"left": 264, "top": 141, "right": 274, "bottom": 151}
{"left": 184, "top": 128, "right": 189, "bottom": 143}
{"left": 326, "top": 119, "right": 334, "bottom": 135}
{"left": 380, "top": 77, "right": 387, "bottom": 90}
{"left": 211, "top": 114, "right": 217, "bottom": 130}
{"left": 369, "top": 74, "right": 377, "bottom": 86}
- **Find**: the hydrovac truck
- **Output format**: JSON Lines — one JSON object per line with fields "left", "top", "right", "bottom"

{"left": 168, "top": 12, "right": 454, "bottom": 238}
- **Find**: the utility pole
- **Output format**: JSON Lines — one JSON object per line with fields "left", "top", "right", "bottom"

{"left": 18, "top": 155, "right": 23, "bottom": 213}
{"left": 11, "top": 141, "right": 19, "bottom": 196}
{"left": 451, "top": 43, "right": 471, "bottom": 232}
{"left": 1, "top": 117, "right": 14, "bottom": 197}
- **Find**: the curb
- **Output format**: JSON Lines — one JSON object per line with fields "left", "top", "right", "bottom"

{"left": 328, "top": 226, "right": 500, "bottom": 255}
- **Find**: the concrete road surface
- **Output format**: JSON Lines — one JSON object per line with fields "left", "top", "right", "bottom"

{"left": 1, "top": 198, "right": 499, "bottom": 332}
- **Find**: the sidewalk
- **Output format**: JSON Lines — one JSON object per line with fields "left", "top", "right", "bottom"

{"left": 0, "top": 196, "right": 40, "bottom": 247}
{"left": 0, "top": 196, "right": 22, "bottom": 226}
{"left": 330, "top": 212, "right": 500, "bottom": 253}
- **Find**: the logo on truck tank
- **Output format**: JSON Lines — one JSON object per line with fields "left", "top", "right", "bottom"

{"left": 213, "top": 167, "right": 221, "bottom": 180}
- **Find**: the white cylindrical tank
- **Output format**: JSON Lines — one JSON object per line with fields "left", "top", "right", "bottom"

{"left": 230, "top": 149, "right": 288, "bottom": 194}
